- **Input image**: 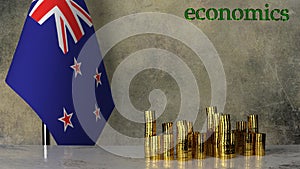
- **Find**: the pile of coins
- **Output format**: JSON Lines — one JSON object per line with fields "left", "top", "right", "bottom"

{"left": 206, "top": 107, "right": 266, "bottom": 158}
{"left": 144, "top": 107, "right": 266, "bottom": 161}
{"left": 241, "top": 114, "right": 266, "bottom": 156}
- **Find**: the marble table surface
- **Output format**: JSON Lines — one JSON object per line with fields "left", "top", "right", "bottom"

{"left": 0, "top": 145, "right": 299, "bottom": 169}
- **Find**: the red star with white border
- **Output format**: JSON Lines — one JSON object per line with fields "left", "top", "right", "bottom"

{"left": 93, "top": 104, "right": 101, "bottom": 122}
{"left": 70, "top": 58, "right": 82, "bottom": 78}
{"left": 58, "top": 108, "right": 74, "bottom": 132}
{"left": 94, "top": 69, "right": 102, "bottom": 87}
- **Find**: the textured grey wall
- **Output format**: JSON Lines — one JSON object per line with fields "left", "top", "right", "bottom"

{"left": 0, "top": 0, "right": 299, "bottom": 145}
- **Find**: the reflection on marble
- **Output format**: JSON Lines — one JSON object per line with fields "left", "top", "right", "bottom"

{"left": 0, "top": 145, "right": 299, "bottom": 169}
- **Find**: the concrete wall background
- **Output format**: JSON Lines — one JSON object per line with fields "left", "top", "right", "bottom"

{"left": 0, "top": 0, "right": 299, "bottom": 145}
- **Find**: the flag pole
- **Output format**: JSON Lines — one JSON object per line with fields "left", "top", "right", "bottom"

{"left": 42, "top": 122, "right": 50, "bottom": 145}
{"left": 42, "top": 122, "right": 50, "bottom": 159}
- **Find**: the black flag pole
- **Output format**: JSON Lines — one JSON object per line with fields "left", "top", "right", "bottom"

{"left": 42, "top": 122, "right": 50, "bottom": 145}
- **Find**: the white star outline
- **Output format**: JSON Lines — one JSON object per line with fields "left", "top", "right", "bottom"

{"left": 93, "top": 104, "right": 101, "bottom": 122}
{"left": 94, "top": 68, "right": 102, "bottom": 87}
{"left": 58, "top": 108, "right": 74, "bottom": 132}
{"left": 70, "top": 57, "right": 82, "bottom": 78}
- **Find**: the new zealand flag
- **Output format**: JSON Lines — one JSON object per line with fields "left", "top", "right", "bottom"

{"left": 6, "top": 0, "right": 114, "bottom": 145}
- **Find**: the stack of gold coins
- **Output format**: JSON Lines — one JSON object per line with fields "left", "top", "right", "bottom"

{"left": 162, "top": 122, "right": 174, "bottom": 160}
{"left": 206, "top": 106, "right": 217, "bottom": 156}
{"left": 206, "top": 106, "right": 217, "bottom": 130}
{"left": 248, "top": 114, "right": 258, "bottom": 133}
{"left": 218, "top": 133, "right": 231, "bottom": 159}
{"left": 162, "top": 134, "right": 174, "bottom": 160}
{"left": 219, "top": 114, "right": 231, "bottom": 133}
{"left": 219, "top": 114, "right": 235, "bottom": 159}
{"left": 187, "top": 121, "right": 193, "bottom": 160}
{"left": 176, "top": 120, "right": 189, "bottom": 161}
{"left": 145, "top": 111, "right": 156, "bottom": 137}
{"left": 212, "top": 113, "right": 221, "bottom": 157}
{"left": 144, "top": 110, "right": 156, "bottom": 159}
{"left": 244, "top": 132, "right": 255, "bottom": 156}
{"left": 162, "top": 122, "right": 173, "bottom": 134}
{"left": 219, "top": 132, "right": 236, "bottom": 159}
{"left": 194, "top": 132, "right": 206, "bottom": 159}
{"left": 243, "top": 114, "right": 260, "bottom": 156}
{"left": 236, "top": 121, "right": 247, "bottom": 154}
{"left": 150, "top": 136, "right": 161, "bottom": 160}
{"left": 254, "top": 133, "right": 266, "bottom": 156}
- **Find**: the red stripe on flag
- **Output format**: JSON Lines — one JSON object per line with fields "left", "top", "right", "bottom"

{"left": 31, "top": 0, "right": 56, "bottom": 22}
{"left": 59, "top": 1, "right": 83, "bottom": 41}
{"left": 60, "top": 17, "right": 67, "bottom": 54}
{"left": 70, "top": 0, "right": 92, "bottom": 23}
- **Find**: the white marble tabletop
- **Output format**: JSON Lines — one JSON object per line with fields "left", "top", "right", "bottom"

{"left": 0, "top": 145, "right": 299, "bottom": 169}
